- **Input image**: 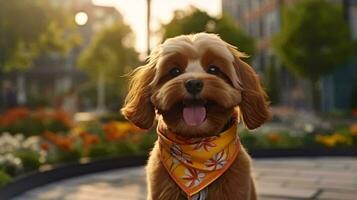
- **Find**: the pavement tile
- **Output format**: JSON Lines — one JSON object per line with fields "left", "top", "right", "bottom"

{"left": 315, "top": 157, "right": 357, "bottom": 163}
{"left": 316, "top": 163, "right": 348, "bottom": 170}
{"left": 257, "top": 181, "right": 284, "bottom": 189}
{"left": 258, "top": 185, "right": 318, "bottom": 199}
{"left": 24, "top": 186, "right": 70, "bottom": 200}
{"left": 259, "top": 197, "right": 292, "bottom": 200}
{"left": 297, "top": 170, "right": 356, "bottom": 179}
{"left": 63, "top": 193, "right": 103, "bottom": 200}
{"left": 259, "top": 175, "right": 319, "bottom": 185}
{"left": 315, "top": 183, "right": 357, "bottom": 193}
{"left": 284, "top": 181, "right": 321, "bottom": 190}
{"left": 317, "top": 191, "right": 357, "bottom": 200}
{"left": 319, "top": 178, "right": 357, "bottom": 187}
{"left": 254, "top": 167, "right": 298, "bottom": 177}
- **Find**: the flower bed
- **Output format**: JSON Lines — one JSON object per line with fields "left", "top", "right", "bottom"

{"left": 0, "top": 107, "right": 72, "bottom": 136}
{"left": 41, "top": 121, "right": 156, "bottom": 164}
{"left": 0, "top": 108, "right": 156, "bottom": 189}
{"left": 0, "top": 107, "right": 356, "bottom": 190}
{"left": 239, "top": 123, "right": 357, "bottom": 149}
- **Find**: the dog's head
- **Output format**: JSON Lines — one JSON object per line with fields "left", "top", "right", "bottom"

{"left": 121, "top": 33, "right": 270, "bottom": 137}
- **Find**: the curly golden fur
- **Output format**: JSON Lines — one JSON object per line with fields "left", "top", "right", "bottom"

{"left": 121, "top": 33, "right": 270, "bottom": 200}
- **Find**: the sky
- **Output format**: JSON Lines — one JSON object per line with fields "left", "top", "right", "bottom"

{"left": 92, "top": 0, "right": 222, "bottom": 54}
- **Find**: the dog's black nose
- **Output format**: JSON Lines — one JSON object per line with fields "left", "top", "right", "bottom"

{"left": 185, "top": 79, "right": 203, "bottom": 95}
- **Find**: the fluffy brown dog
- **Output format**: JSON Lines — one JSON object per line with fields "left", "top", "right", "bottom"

{"left": 121, "top": 33, "right": 270, "bottom": 200}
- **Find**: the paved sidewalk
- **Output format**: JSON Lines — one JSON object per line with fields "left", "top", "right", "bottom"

{"left": 14, "top": 157, "right": 357, "bottom": 200}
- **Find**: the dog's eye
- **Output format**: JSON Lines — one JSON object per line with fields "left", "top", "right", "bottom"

{"left": 169, "top": 67, "right": 181, "bottom": 77}
{"left": 207, "top": 65, "right": 220, "bottom": 75}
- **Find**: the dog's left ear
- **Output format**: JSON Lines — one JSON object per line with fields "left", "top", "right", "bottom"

{"left": 121, "top": 63, "right": 156, "bottom": 129}
{"left": 229, "top": 46, "right": 271, "bottom": 129}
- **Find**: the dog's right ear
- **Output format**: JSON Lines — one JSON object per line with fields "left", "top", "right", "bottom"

{"left": 121, "top": 64, "right": 156, "bottom": 129}
{"left": 227, "top": 45, "right": 271, "bottom": 130}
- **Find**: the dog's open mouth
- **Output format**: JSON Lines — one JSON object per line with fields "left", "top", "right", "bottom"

{"left": 182, "top": 99, "right": 207, "bottom": 126}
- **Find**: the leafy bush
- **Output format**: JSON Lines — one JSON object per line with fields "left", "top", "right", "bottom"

{"left": 14, "top": 151, "right": 41, "bottom": 172}
{"left": 0, "top": 153, "right": 23, "bottom": 176}
{"left": 88, "top": 143, "right": 118, "bottom": 159}
{"left": 0, "top": 170, "right": 12, "bottom": 187}
{"left": 138, "top": 130, "right": 157, "bottom": 152}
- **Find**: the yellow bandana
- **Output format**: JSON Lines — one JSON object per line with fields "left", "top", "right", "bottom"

{"left": 157, "top": 121, "right": 240, "bottom": 198}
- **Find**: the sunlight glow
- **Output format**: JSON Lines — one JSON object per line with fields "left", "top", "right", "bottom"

{"left": 92, "top": 0, "right": 222, "bottom": 54}
{"left": 75, "top": 12, "right": 89, "bottom": 26}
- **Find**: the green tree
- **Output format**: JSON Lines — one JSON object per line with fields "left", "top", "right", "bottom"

{"left": 161, "top": 8, "right": 255, "bottom": 59}
{"left": 78, "top": 22, "right": 139, "bottom": 110}
{"left": 0, "top": 0, "right": 80, "bottom": 72}
{"left": 266, "top": 64, "right": 280, "bottom": 105}
{"left": 273, "top": 0, "right": 354, "bottom": 112}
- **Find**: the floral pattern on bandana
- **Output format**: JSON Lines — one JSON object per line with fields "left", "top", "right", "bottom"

{"left": 204, "top": 150, "right": 228, "bottom": 170}
{"left": 190, "top": 137, "right": 217, "bottom": 152}
{"left": 182, "top": 168, "right": 206, "bottom": 187}
{"left": 158, "top": 121, "right": 240, "bottom": 198}
{"left": 170, "top": 143, "right": 192, "bottom": 164}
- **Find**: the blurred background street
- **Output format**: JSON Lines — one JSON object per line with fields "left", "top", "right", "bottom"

{"left": 0, "top": 0, "right": 357, "bottom": 199}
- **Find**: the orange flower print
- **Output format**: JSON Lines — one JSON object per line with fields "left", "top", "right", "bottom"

{"left": 191, "top": 137, "right": 217, "bottom": 152}
{"left": 182, "top": 168, "right": 205, "bottom": 188}
{"left": 204, "top": 151, "right": 228, "bottom": 170}
{"left": 170, "top": 143, "right": 192, "bottom": 164}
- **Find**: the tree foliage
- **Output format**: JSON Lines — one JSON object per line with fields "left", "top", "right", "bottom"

{"left": 161, "top": 8, "right": 256, "bottom": 59}
{"left": 0, "top": 0, "right": 80, "bottom": 72}
{"left": 273, "top": 0, "right": 354, "bottom": 81}
{"left": 266, "top": 64, "right": 280, "bottom": 105}
{"left": 272, "top": 0, "right": 354, "bottom": 111}
{"left": 77, "top": 22, "right": 139, "bottom": 94}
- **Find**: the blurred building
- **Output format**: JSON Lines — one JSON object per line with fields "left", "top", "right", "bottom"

{"left": 222, "top": 0, "right": 357, "bottom": 112}
{"left": 325, "top": 0, "right": 357, "bottom": 112}
{"left": 1, "top": 0, "right": 122, "bottom": 110}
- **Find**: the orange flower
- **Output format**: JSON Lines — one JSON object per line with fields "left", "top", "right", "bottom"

{"left": 350, "top": 124, "right": 357, "bottom": 136}
{"left": 82, "top": 133, "right": 100, "bottom": 147}
{"left": 60, "top": 137, "right": 74, "bottom": 150}
{"left": 35, "top": 108, "right": 49, "bottom": 121}
{"left": 315, "top": 133, "right": 353, "bottom": 147}
{"left": 43, "top": 131, "right": 58, "bottom": 142}
{"left": 352, "top": 108, "right": 357, "bottom": 117}
{"left": 0, "top": 107, "right": 29, "bottom": 126}
{"left": 103, "top": 121, "right": 127, "bottom": 141}
{"left": 79, "top": 131, "right": 89, "bottom": 138}
{"left": 266, "top": 133, "right": 281, "bottom": 143}
{"left": 52, "top": 109, "right": 73, "bottom": 128}
{"left": 131, "top": 133, "right": 143, "bottom": 144}
{"left": 43, "top": 131, "right": 75, "bottom": 151}
{"left": 40, "top": 142, "right": 50, "bottom": 151}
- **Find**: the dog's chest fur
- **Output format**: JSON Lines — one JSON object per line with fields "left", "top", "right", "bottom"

{"left": 146, "top": 141, "right": 256, "bottom": 200}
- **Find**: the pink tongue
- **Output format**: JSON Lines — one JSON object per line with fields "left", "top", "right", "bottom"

{"left": 183, "top": 106, "right": 206, "bottom": 126}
